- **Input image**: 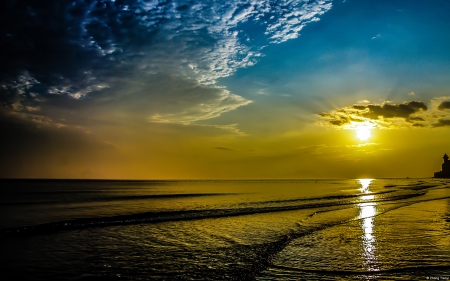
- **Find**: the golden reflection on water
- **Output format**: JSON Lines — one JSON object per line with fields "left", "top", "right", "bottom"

{"left": 359, "top": 179, "right": 372, "bottom": 193}
{"left": 358, "top": 179, "right": 378, "bottom": 271}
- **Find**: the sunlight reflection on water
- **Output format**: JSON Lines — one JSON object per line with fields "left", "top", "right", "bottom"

{"left": 359, "top": 179, "right": 372, "bottom": 193}
{"left": 358, "top": 179, "right": 379, "bottom": 272}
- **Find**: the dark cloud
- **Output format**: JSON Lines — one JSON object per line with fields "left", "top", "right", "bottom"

{"left": 409, "top": 116, "right": 425, "bottom": 121}
{"left": 318, "top": 113, "right": 350, "bottom": 126}
{"left": 1, "top": 1, "right": 112, "bottom": 86}
{"left": 215, "top": 147, "right": 234, "bottom": 151}
{"left": 330, "top": 117, "right": 350, "bottom": 126}
{"left": 431, "top": 119, "right": 450, "bottom": 128}
{"left": 318, "top": 100, "right": 432, "bottom": 128}
{"left": 353, "top": 101, "right": 427, "bottom": 120}
{"left": 437, "top": 101, "right": 450, "bottom": 110}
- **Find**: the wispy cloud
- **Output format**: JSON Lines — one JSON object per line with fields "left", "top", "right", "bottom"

{"left": 265, "top": 0, "right": 333, "bottom": 43}
{"left": 345, "top": 143, "right": 380, "bottom": 148}
{"left": 0, "top": 108, "right": 66, "bottom": 129}
{"left": 215, "top": 146, "right": 234, "bottom": 151}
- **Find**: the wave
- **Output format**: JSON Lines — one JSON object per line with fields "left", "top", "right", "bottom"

{"left": 256, "top": 190, "right": 397, "bottom": 205}
{"left": 384, "top": 183, "right": 445, "bottom": 190}
{"left": 0, "top": 193, "right": 236, "bottom": 206}
{"left": 269, "top": 264, "right": 450, "bottom": 275}
{"left": 235, "top": 202, "right": 447, "bottom": 281}
{"left": 0, "top": 190, "right": 432, "bottom": 239}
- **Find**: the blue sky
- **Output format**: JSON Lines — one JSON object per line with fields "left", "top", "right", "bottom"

{"left": 222, "top": 0, "right": 450, "bottom": 100}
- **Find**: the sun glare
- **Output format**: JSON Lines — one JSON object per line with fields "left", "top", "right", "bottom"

{"left": 356, "top": 126, "right": 372, "bottom": 141}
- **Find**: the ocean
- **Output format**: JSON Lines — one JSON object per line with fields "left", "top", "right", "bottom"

{"left": 0, "top": 179, "right": 449, "bottom": 280}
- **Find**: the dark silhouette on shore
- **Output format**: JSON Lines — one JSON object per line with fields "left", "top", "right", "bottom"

{"left": 434, "top": 153, "right": 450, "bottom": 178}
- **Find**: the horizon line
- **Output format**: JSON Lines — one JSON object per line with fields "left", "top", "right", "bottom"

{"left": 0, "top": 177, "right": 438, "bottom": 181}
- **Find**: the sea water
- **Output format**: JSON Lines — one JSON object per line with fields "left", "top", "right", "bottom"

{"left": 0, "top": 179, "right": 449, "bottom": 280}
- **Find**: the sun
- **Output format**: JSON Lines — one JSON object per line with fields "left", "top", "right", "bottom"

{"left": 356, "top": 126, "right": 372, "bottom": 141}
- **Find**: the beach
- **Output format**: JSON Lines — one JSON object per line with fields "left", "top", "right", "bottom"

{"left": 1, "top": 179, "right": 449, "bottom": 280}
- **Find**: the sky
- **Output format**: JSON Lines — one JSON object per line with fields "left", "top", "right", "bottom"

{"left": 1, "top": 0, "right": 450, "bottom": 179}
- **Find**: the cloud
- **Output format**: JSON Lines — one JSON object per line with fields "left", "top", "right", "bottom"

{"left": 317, "top": 97, "right": 450, "bottom": 129}
{"left": 431, "top": 119, "right": 450, "bottom": 128}
{"left": 352, "top": 101, "right": 427, "bottom": 119}
{"left": 318, "top": 100, "right": 429, "bottom": 129}
{"left": 296, "top": 143, "right": 380, "bottom": 150}
{"left": 264, "top": 0, "right": 333, "bottom": 43}
{"left": 146, "top": 82, "right": 252, "bottom": 125}
{"left": 0, "top": 0, "right": 333, "bottom": 131}
{"left": 437, "top": 101, "right": 450, "bottom": 110}
{"left": 0, "top": 108, "right": 66, "bottom": 129}
{"left": 345, "top": 143, "right": 380, "bottom": 148}
{"left": 215, "top": 147, "right": 234, "bottom": 151}
{"left": 296, "top": 144, "right": 331, "bottom": 154}
{"left": 201, "top": 124, "right": 248, "bottom": 136}
{"left": 25, "top": 106, "right": 40, "bottom": 112}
